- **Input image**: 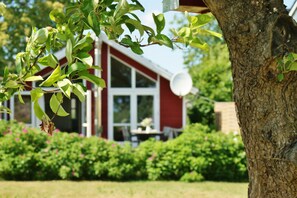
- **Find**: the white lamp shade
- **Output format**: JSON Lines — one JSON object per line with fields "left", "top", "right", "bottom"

{"left": 170, "top": 72, "right": 193, "bottom": 97}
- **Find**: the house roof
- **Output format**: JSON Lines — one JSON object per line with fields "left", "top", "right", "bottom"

{"left": 52, "top": 33, "right": 198, "bottom": 95}
{"left": 99, "top": 34, "right": 198, "bottom": 95}
{"left": 99, "top": 34, "right": 173, "bottom": 80}
{"left": 289, "top": 0, "right": 297, "bottom": 16}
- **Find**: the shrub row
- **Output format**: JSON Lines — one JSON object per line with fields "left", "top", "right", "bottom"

{"left": 0, "top": 120, "right": 247, "bottom": 182}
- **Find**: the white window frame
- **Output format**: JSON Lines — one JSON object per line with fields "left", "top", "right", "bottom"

{"left": 10, "top": 91, "right": 41, "bottom": 127}
{"left": 108, "top": 55, "right": 160, "bottom": 141}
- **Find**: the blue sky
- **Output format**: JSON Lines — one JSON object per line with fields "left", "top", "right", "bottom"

{"left": 136, "top": 0, "right": 296, "bottom": 74}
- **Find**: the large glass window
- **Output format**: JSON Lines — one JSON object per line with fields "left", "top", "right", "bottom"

{"left": 109, "top": 56, "right": 159, "bottom": 142}
{"left": 113, "top": 96, "right": 130, "bottom": 123}
{"left": 136, "top": 72, "right": 156, "bottom": 88}
{"left": 113, "top": 95, "right": 130, "bottom": 141}
{"left": 111, "top": 57, "right": 132, "bottom": 87}
{"left": 137, "top": 95, "right": 154, "bottom": 124}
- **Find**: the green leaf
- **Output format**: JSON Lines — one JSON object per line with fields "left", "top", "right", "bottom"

{"left": 15, "top": 53, "right": 23, "bottom": 74}
{"left": 38, "top": 56, "right": 49, "bottom": 66}
{"left": 78, "top": 71, "right": 106, "bottom": 88}
{"left": 289, "top": 62, "right": 297, "bottom": 71}
{"left": 153, "top": 13, "right": 165, "bottom": 34}
{"left": 155, "top": 34, "right": 173, "bottom": 48}
{"left": 67, "top": 62, "right": 88, "bottom": 75}
{"left": 66, "top": 39, "right": 73, "bottom": 64}
{"left": 291, "top": 53, "right": 297, "bottom": 59}
{"left": 76, "top": 52, "right": 93, "bottom": 66}
{"left": 57, "top": 79, "right": 72, "bottom": 99}
{"left": 125, "top": 18, "right": 144, "bottom": 36}
{"left": 114, "top": 0, "right": 129, "bottom": 19}
{"left": 25, "top": 76, "right": 44, "bottom": 82}
{"left": 143, "top": 25, "right": 155, "bottom": 37}
{"left": 33, "top": 102, "right": 47, "bottom": 120}
{"left": 34, "top": 28, "right": 49, "bottom": 44}
{"left": 199, "top": 29, "right": 222, "bottom": 38}
{"left": 0, "top": 105, "right": 11, "bottom": 114}
{"left": 31, "top": 88, "right": 44, "bottom": 103}
{"left": 130, "top": 43, "right": 143, "bottom": 55}
{"left": 121, "top": 37, "right": 143, "bottom": 55}
{"left": 3, "top": 67, "right": 9, "bottom": 82}
{"left": 73, "top": 83, "right": 86, "bottom": 102}
{"left": 18, "top": 91, "right": 24, "bottom": 104}
{"left": 47, "top": 54, "right": 58, "bottom": 68}
{"left": 73, "top": 35, "right": 94, "bottom": 52}
{"left": 90, "top": 65, "right": 102, "bottom": 71}
{"left": 50, "top": 93, "right": 69, "bottom": 117}
{"left": 49, "top": 9, "right": 65, "bottom": 23}
{"left": 5, "top": 80, "right": 19, "bottom": 88}
{"left": 87, "top": 12, "right": 101, "bottom": 36}
{"left": 191, "top": 14, "right": 212, "bottom": 27}
{"left": 178, "top": 27, "right": 191, "bottom": 38}
{"left": 277, "top": 73, "right": 284, "bottom": 81}
{"left": 39, "top": 66, "right": 61, "bottom": 87}
{"left": 189, "top": 39, "right": 209, "bottom": 51}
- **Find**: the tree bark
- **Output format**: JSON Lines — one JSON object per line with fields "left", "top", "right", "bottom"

{"left": 203, "top": 0, "right": 297, "bottom": 197}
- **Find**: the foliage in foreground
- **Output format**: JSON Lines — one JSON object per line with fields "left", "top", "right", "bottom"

{"left": 0, "top": 120, "right": 247, "bottom": 182}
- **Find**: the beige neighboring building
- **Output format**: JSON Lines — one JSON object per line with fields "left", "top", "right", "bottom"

{"left": 214, "top": 102, "right": 240, "bottom": 134}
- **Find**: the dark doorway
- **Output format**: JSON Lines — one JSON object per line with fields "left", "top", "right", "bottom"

{"left": 44, "top": 94, "right": 82, "bottom": 133}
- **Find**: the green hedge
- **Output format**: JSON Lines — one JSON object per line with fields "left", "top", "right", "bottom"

{"left": 0, "top": 120, "right": 247, "bottom": 181}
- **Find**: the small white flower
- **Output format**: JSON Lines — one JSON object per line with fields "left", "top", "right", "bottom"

{"left": 140, "top": 117, "right": 152, "bottom": 127}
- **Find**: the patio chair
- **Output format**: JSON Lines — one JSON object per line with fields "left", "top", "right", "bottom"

{"left": 122, "top": 126, "right": 130, "bottom": 141}
{"left": 122, "top": 126, "right": 139, "bottom": 145}
{"left": 162, "top": 126, "right": 183, "bottom": 140}
{"left": 162, "top": 126, "right": 174, "bottom": 140}
{"left": 171, "top": 127, "right": 183, "bottom": 137}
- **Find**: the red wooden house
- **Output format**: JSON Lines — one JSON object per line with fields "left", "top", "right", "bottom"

{"left": 4, "top": 34, "right": 196, "bottom": 142}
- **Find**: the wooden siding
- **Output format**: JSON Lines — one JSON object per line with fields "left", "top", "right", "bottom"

{"left": 214, "top": 102, "right": 240, "bottom": 134}
{"left": 160, "top": 77, "right": 183, "bottom": 130}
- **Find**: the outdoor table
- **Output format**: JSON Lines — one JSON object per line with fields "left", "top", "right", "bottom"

{"left": 130, "top": 129, "right": 163, "bottom": 142}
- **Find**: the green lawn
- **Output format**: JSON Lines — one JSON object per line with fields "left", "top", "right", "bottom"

{"left": 0, "top": 181, "right": 248, "bottom": 198}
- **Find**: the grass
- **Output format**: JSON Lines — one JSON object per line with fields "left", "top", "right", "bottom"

{"left": 0, "top": 181, "right": 248, "bottom": 198}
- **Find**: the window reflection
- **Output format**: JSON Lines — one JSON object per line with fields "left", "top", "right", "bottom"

{"left": 137, "top": 95, "right": 153, "bottom": 123}
{"left": 111, "top": 57, "right": 132, "bottom": 87}
{"left": 113, "top": 95, "right": 130, "bottom": 123}
{"left": 136, "top": 72, "right": 156, "bottom": 88}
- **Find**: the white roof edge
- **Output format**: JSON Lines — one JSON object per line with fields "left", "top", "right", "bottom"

{"left": 99, "top": 33, "right": 173, "bottom": 81}
{"left": 289, "top": 1, "right": 297, "bottom": 16}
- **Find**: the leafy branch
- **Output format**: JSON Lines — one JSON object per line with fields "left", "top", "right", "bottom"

{"left": 0, "top": 0, "right": 220, "bottom": 134}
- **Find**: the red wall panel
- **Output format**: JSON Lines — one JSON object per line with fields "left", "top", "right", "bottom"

{"left": 160, "top": 77, "right": 183, "bottom": 130}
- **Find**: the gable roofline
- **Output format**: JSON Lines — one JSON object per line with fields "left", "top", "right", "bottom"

{"left": 289, "top": 0, "right": 297, "bottom": 16}
{"left": 99, "top": 34, "right": 198, "bottom": 95}
{"left": 99, "top": 33, "right": 173, "bottom": 81}
{"left": 49, "top": 33, "right": 198, "bottom": 95}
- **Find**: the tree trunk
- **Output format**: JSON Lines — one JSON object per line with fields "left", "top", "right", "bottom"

{"left": 204, "top": 0, "right": 297, "bottom": 197}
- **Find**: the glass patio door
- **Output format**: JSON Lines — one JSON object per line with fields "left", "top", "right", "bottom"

{"left": 112, "top": 95, "right": 131, "bottom": 141}
{"left": 137, "top": 95, "right": 154, "bottom": 129}
{"left": 110, "top": 93, "right": 157, "bottom": 142}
